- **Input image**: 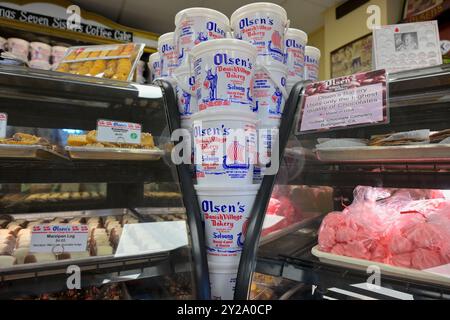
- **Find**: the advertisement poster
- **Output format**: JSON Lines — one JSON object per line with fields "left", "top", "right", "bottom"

{"left": 373, "top": 21, "right": 442, "bottom": 73}
{"left": 297, "top": 69, "right": 388, "bottom": 134}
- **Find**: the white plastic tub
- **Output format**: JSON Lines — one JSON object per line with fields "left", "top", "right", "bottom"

{"left": 190, "top": 38, "right": 257, "bottom": 112}
{"left": 148, "top": 52, "right": 161, "bottom": 82}
{"left": 304, "top": 46, "right": 321, "bottom": 82}
{"left": 195, "top": 184, "right": 260, "bottom": 264}
{"left": 192, "top": 108, "right": 257, "bottom": 185}
{"left": 208, "top": 260, "right": 239, "bottom": 300}
{"left": 230, "top": 2, "right": 288, "bottom": 64}
{"left": 175, "top": 7, "right": 230, "bottom": 67}
{"left": 158, "top": 32, "right": 177, "bottom": 77}
{"left": 173, "top": 64, "right": 197, "bottom": 125}
{"left": 253, "top": 61, "right": 288, "bottom": 128}
{"left": 284, "top": 28, "right": 308, "bottom": 80}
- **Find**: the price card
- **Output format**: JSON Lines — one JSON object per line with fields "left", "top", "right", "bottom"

{"left": 96, "top": 119, "right": 142, "bottom": 144}
{"left": 30, "top": 224, "right": 89, "bottom": 253}
{"left": 0, "top": 113, "right": 7, "bottom": 138}
{"left": 297, "top": 69, "right": 388, "bottom": 134}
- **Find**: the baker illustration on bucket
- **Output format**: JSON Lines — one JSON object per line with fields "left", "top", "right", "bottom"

{"left": 268, "top": 31, "right": 283, "bottom": 57}
{"left": 180, "top": 91, "right": 191, "bottom": 115}
{"left": 204, "top": 69, "right": 218, "bottom": 101}
{"left": 223, "top": 140, "right": 250, "bottom": 170}
{"left": 270, "top": 76, "right": 286, "bottom": 115}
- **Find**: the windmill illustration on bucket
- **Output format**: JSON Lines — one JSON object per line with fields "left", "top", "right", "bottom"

{"left": 223, "top": 139, "right": 250, "bottom": 170}
{"left": 268, "top": 31, "right": 283, "bottom": 57}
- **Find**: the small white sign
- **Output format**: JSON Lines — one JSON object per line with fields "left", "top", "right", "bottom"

{"left": 0, "top": 113, "right": 7, "bottom": 138}
{"left": 96, "top": 119, "right": 142, "bottom": 144}
{"left": 373, "top": 21, "right": 442, "bottom": 74}
{"left": 30, "top": 224, "right": 89, "bottom": 253}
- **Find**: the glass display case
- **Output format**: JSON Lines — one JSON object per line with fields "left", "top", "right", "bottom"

{"left": 235, "top": 64, "right": 450, "bottom": 300}
{"left": 0, "top": 66, "right": 208, "bottom": 300}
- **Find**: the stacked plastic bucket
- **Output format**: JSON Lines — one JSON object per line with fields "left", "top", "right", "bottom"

{"left": 151, "top": 3, "right": 321, "bottom": 300}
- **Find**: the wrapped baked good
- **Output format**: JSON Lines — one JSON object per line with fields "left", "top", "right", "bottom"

{"left": 24, "top": 253, "right": 56, "bottom": 263}
{"left": 55, "top": 43, "right": 144, "bottom": 81}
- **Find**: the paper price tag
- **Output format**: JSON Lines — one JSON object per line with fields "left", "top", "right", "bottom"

{"left": 297, "top": 69, "right": 389, "bottom": 134}
{"left": 0, "top": 113, "right": 7, "bottom": 138}
{"left": 96, "top": 119, "right": 142, "bottom": 144}
{"left": 30, "top": 224, "right": 89, "bottom": 253}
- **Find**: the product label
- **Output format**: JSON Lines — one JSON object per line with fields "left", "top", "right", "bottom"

{"left": 0, "top": 113, "right": 7, "bottom": 138}
{"left": 194, "top": 52, "right": 256, "bottom": 111}
{"left": 200, "top": 198, "right": 252, "bottom": 256}
{"left": 97, "top": 119, "right": 142, "bottom": 144}
{"left": 193, "top": 121, "right": 256, "bottom": 182}
{"left": 176, "top": 17, "right": 228, "bottom": 66}
{"left": 253, "top": 69, "right": 287, "bottom": 124}
{"left": 30, "top": 224, "right": 89, "bottom": 253}
{"left": 297, "top": 69, "right": 388, "bottom": 134}
{"left": 285, "top": 38, "right": 305, "bottom": 79}
{"left": 233, "top": 14, "right": 285, "bottom": 63}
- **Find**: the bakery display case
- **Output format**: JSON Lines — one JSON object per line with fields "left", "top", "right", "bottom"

{"left": 235, "top": 64, "right": 450, "bottom": 300}
{"left": 0, "top": 65, "right": 208, "bottom": 299}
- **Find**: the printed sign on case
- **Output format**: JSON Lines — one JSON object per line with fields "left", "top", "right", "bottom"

{"left": 30, "top": 224, "right": 89, "bottom": 253}
{"left": 373, "top": 21, "right": 442, "bottom": 74}
{"left": 297, "top": 69, "right": 388, "bottom": 134}
{"left": 96, "top": 119, "right": 142, "bottom": 144}
{"left": 0, "top": 113, "right": 7, "bottom": 138}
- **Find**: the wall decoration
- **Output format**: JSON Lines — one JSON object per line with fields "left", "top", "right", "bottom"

{"left": 331, "top": 33, "right": 373, "bottom": 78}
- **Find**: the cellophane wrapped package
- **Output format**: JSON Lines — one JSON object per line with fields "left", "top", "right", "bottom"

{"left": 54, "top": 43, "right": 145, "bottom": 81}
{"left": 318, "top": 186, "right": 450, "bottom": 270}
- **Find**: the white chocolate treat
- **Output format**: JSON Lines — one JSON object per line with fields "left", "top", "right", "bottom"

{"left": 13, "top": 247, "right": 29, "bottom": 264}
{"left": 0, "top": 255, "right": 16, "bottom": 268}
{"left": 95, "top": 245, "right": 113, "bottom": 256}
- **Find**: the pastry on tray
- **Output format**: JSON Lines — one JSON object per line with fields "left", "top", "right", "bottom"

{"left": 67, "top": 130, "right": 155, "bottom": 150}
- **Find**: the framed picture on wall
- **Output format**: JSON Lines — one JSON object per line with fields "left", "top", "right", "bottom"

{"left": 402, "top": 0, "right": 450, "bottom": 22}
{"left": 331, "top": 33, "right": 373, "bottom": 78}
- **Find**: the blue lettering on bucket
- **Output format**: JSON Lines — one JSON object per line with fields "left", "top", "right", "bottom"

{"left": 206, "top": 21, "right": 226, "bottom": 37}
{"left": 213, "top": 232, "right": 234, "bottom": 240}
{"left": 161, "top": 43, "right": 174, "bottom": 53}
{"left": 286, "top": 39, "right": 304, "bottom": 49}
{"left": 213, "top": 53, "right": 253, "bottom": 69}
{"left": 239, "top": 17, "right": 274, "bottom": 29}
{"left": 201, "top": 200, "right": 245, "bottom": 213}
{"left": 193, "top": 124, "right": 231, "bottom": 137}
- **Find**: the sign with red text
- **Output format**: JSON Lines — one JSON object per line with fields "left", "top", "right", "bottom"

{"left": 97, "top": 119, "right": 142, "bottom": 144}
{"left": 30, "top": 224, "right": 89, "bottom": 253}
{"left": 297, "top": 70, "right": 388, "bottom": 134}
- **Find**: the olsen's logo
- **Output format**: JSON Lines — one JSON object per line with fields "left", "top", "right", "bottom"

{"left": 161, "top": 43, "right": 174, "bottom": 53}
{"left": 206, "top": 21, "right": 226, "bottom": 37}
{"left": 201, "top": 200, "right": 245, "bottom": 213}
{"left": 213, "top": 53, "right": 253, "bottom": 69}
{"left": 239, "top": 17, "right": 274, "bottom": 28}
{"left": 285, "top": 39, "right": 304, "bottom": 49}
{"left": 193, "top": 124, "right": 231, "bottom": 137}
